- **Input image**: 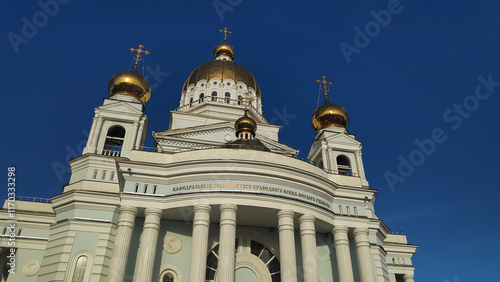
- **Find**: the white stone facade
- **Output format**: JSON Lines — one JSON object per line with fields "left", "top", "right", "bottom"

{"left": 0, "top": 42, "right": 417, "bottom": 282}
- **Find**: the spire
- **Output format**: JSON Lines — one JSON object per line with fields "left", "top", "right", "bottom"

{"left": 129, "top": 44, "right": 150, "bottom": 72}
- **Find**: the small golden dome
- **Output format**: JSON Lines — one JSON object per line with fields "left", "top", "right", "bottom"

{"left": 235, "top": 111, "right": 257, "bottom": 138}
{"left": 108, "top": 70, "right": 151, "bottom": 104}
{"left": 312, "top": 100, "right": 349, "bottom": 131}
{"left": 213, "top": 42, "right": 235, "bottom": 60}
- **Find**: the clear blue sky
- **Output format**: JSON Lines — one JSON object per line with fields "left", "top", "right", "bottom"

{"left": 2, "top": 1, "right": 499, "bottom": 281}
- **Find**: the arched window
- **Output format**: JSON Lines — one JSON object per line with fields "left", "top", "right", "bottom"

{"left": 162, "top": 273, "right": 174, "bottom": 282}
{"left": 71, "top": 255, "right": 88, "bottom": 282}
{"left": 199, "top": 93, "right": 205, "bottom": 102}
{"left": 206, "top": 239, "right": 280, "bottom": 282}
{"left": 237, "top": 95, "right": 243, "bottom": 105}
{"left": 211, "top": 91, "right": 218, "bottom": 102}
{"left": 225, "top": 92, "right": 231, "bottom": 103}
{"left": 337, "top": 155, "right": 352, "bottom": 176}
{"left": 103, "top": 125, "right": 125, "bottom": 157}
{"left": 189, "top": 97, "right": 193, "bottom": 107}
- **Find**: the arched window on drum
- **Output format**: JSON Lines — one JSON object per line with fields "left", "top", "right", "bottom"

{"left": 337, "top": 155, "right": 352, "bottom": 176}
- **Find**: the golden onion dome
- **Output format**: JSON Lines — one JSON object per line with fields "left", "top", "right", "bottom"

{"left": 213, "top": 42, "right": 235, "bottom": 60}
{"left": 235, "top": 111, "right": 257, "bottom": 138}
{"left": 312, "top": 99, "right": 349, "bottom": 131}
{"left": 108, "top": 70, "right": 151, "bottom": 104}
{"left": 182, "top": 43, "right": 261, "bottom": 97}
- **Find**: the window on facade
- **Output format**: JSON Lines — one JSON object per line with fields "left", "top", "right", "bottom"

{"left": 92, "top": 169, "right": 98, "bottom": 179}
{"left": 135, "top": 183, "right": 139, "bottom": 193}
{"left": 71, "top": 255, "right": 88, "bottom": 282}
{"left": 162, "top": 273, "right": 174, "bottom": 282}
{"left": 211, "top": 91, "right": 217, "bottom": 102}
{"left": 346, "top": 206, "right": 350, "bottom": 215}
{"left": 153, "top": 185, "right": 158, "bottom": 194}
{"left": 110, "top": 171, "right": 115, "bottom": 181}
{"left": 250, "top": 240, "right": 281, "bottom": 282}
{"left": 206, "top": 240, "right": 280, "bottom": 281}
{"left": 336, "top": 155, "right": 352, "bottom": 176}
{"left": 199, "top": 93, "right": 205, "bottom": 102}
{"left": 144, "top": 184, "right": 148, "bottom": 194}
{"left": 101, "top": 170, "right": 107, "bottom": 180}
{"left": 103, "top": 126, "right": 125, "bottom": 156}
{"left": 225, "top": 92, "right": 231, "bottom": 103}
{"left": 189, "top": 97, "right": 193, "bottom": 107}
{"left": 237, "top": 95, "right": 243, "bottom": 105}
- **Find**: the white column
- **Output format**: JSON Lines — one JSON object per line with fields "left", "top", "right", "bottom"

{"left": 277, "top": 209, "right": 297, "bottom": 282}
{"left": 83, "top": 117, "right": 98, "bottom": 153}
{"left": 403, "top": 274, "right": 415, "bottom": 282}
{"left": 135, "top": 120, "right": 145, "bottom": 149}
{"left": 353, "top": 227, "right": 376, "bottom": 282}
{"left": 328, "top": 148, "right": 337, "bottom": 172}
{"left": 321, "top": 143, "right": 329, "bottom": 171}
{"left": 299, "top": 215, "right": 319, "bottom": 282}
{"left": 218, "top": 204, "right": 238, "bottom": 282}
{"left": 332, "top": 226, "right": 354, "bottom": 282}
{"left": 90, "top": 117, "right": 104, "bottom": 151}
{"left": 355, "top": 151, "right": 366, "bottom": 179}
{"left": 108, "top": 206, "right": 138, "bottom": 282}
{"left": 189, "top": 205, "right": 212, "bottom": 282}
{"left": 135, "top": 207, "right": 163, "bottom": 282}
{"left": 130, "top": 121, "right": 139, "bottom": 151}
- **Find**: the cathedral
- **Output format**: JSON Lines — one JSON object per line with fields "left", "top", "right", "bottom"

{"left": 0, "top": 29, "right": 417, "bottom": 282}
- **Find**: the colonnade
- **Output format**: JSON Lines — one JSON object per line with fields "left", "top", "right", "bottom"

{"left": 108, "top": 205, "right": 383, "bottom": 282}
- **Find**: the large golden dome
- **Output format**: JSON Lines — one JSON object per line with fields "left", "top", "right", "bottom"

{"left": 312, "top": 99, "right": 349, "bottom": 131}
{"left": 108, "top": 70, "right": 151, "bottom": 104}
{"left": 182, "top": 43, "right": 261, "bottom": 96}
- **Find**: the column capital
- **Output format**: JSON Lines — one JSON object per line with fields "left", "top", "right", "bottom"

{"left": 332, "top": 225, "right": 349, "bottom": 235}
{"left": 194, "top": 204, "right": 212, "bottom": 214}
{"left": 332, "top": 225, "right": 350, "bottom": 247}
{"left": 353, "top": 227, "right": 369, "bottom": 236}
{"left": 299, "top": 214, "right": 316, "bottom": 237}
{"left": 220, "top": 203, "right": 238, "bottom": 212}
{"left": 220, "top": 204, "right": 237, "bottom": 227}
{"left": 119, "top": 205, "right": 138, "bottom": 215}
{"left": 144, "top": 207, "right": 163, "bottom": 217}
{"left": 299, "top": 214, "right": 315, "bottom": 223}
{"left": 277, "top": 209, "right": 294, "bottom": 218}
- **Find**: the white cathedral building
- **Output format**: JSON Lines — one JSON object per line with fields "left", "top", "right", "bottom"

{"left": 0, "top": 31, "right": 417, "bottom": 282}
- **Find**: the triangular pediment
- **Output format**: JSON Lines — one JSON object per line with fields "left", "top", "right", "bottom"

{"left": 99, "top": 100, "right": 143, "bottom": 115}
{"left": 155, "top": 122, "right": 298, "bottom": 156}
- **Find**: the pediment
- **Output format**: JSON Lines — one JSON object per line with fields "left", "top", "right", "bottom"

{"left": 99, "top": 100, "right": 143, "bottom": 115}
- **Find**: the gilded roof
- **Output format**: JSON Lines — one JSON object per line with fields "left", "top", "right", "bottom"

{"left": 182, "top": 60, "right": 261, "bottom": 96}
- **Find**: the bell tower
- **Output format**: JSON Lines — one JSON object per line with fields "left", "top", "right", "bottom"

{"left": 82, "top": 45, "right": 151, "bottom": 158}
{"left": 307, "top": 76, "right": 369, "bottom": 186}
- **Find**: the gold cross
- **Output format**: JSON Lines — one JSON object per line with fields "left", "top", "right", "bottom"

{"left": 129, "top": 44, "right": 150, "bottom": 71}
{"left": 316, "top": 75, "right": 333, "bottom": 99}
{"left": 219, "top": 27, "right": 232, "bottom": 42}
{"left": 242, "top": 91, "right": 255, "bottom": 110}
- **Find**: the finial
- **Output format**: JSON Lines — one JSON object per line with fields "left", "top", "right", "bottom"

{"left": 129, "top": 44, "right": 150, "bottom": 71}
{"left": 219, "top": 27, "right": 232, "bottom": 42}
{"left": 316, "top": 75, "right": 333, "bottom": 100}
{"left": 242, "top": 91, "right": 254, "bottom": 111}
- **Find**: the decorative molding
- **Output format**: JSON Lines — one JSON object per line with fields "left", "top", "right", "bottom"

{"left": 164, "top": 235, "right": 182, "bottom": 254}
{"left": 23, "top": 261, "right": 40, "bottom": 276}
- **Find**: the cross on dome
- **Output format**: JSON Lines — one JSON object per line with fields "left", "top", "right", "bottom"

{"left": 316, "top": 75, "right": 333, "bottom": 99}
{"left": 219, "top": 27, "right": 232, "bottom": 42}
{"left": 129, "top": 44, "right": 150, "bottom": 71}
